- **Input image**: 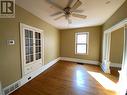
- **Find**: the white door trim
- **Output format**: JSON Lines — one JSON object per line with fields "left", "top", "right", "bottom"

{"left": 102, "top": 18, "right": 127, "bottom": 73}
{"left": 20, "top": 23, "right": 44, "bottom": 77}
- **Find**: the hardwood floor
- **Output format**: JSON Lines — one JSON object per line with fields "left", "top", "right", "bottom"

{"left": 10, "top": 61, "right": 119, "bottom": 95}
{"left": 110, "top": 67, "right": 121, "bottom": 77}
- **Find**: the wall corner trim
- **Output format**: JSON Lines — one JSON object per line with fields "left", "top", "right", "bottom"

{"left": 60, "top": 57, "right": 100, "bottom": 65}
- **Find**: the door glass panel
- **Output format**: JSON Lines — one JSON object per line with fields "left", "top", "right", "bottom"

{"left": 25, "top": 29, "right": 34, "bottom": 64}
{"left": 36, "top": 53, "right": 41, "bottom": 60}
{"left": 30, "top": 31, "right": 33, "bottom": 38}
{"left": 25, "top": 38, "right": 29, "bottom": 46}
{"left": 26, "top": 55, "right": 29, "bottom": 63}
{"left": 25, "top": 47, "right": 29, "bottom": 55}
{"left": 25, "top": 30, "right": 29, "bottom": 37}
{"left": 39, "top": 53, "right": 41, "bottom": 59}
{"left": 29, "top": 55, "right": 33, "bottom": 62}
{"left": 30, "top": 39, "right": 33, "bottom": 46}
{"left": 30, "top": 47, "right": 33, "bottom": 54}
{"left": 35, "top": 32, "right": 41, "bottom": 60}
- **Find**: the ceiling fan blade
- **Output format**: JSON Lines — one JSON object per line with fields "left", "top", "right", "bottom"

{"left": 67, "top": 0, "right": 74, "bottom": 7}
{"left": 71, "top": 0, "right": 82, "bottom": 10}
{"left": 47, "top": 0, "right": 63, "bottom": 10}
{"left": 71, "top": 9, "right": 84, "bottom": 13}
{"left": 50, "top": 11, "right": 63, "bottom": 16}
{"left": 72, "top": 13, "right": 87, "bottom": 19}
{"left": 54, "top": 15, "right": 65, "bottom": 20}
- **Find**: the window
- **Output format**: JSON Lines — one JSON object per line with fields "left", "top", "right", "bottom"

{"left": 75, "top": 32, "right": 89, "bottom": 54}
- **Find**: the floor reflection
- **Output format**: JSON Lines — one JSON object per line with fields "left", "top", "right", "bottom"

{"left": 76, "top": 70, "right": 84, "bottom": 87}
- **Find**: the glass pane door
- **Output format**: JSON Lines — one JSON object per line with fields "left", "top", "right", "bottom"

{"left": 35, "top": 32, "right": 41, "bottom": 60}
{"left": 25, "top": 29, "right": 34, "bottom": 64}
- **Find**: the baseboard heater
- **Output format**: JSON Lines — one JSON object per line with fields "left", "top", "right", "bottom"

{"left": 3, "top": 81, "right": 21, "bottom": 95}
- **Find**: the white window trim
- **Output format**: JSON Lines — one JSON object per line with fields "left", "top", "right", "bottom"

{"left": 75, "top": 32, "right": 89, "bottom": 55}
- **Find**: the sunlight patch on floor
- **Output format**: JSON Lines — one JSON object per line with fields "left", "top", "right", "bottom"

{"left": 87, "top": 71, "right": 118, "bottom": 91}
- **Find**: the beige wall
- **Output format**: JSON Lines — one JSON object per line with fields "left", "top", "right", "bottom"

{"left": 102, "top": 1, "right": 127, "bottom": 62}
{"left": 60, "top": 26, "right": 102, "bottom": 61}
{"left": 110, "top": 27, "right": 124, "bottom": 64}
{"left": 103, "top": 0, "right": 127, "bottom": 31}
{"left": 0, "top": 5, "right": 60, "bottom": 87}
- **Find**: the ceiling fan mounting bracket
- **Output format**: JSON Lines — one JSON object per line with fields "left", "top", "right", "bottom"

{"left": 63, "top": 7, "right": 71, "bottom": 15}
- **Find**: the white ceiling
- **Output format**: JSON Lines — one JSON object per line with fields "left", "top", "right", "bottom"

{"left": 16, "top": 0, "right": 125, "bottom": 29}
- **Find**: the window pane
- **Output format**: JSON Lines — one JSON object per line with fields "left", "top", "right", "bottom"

{"left": 30, "top": 47, "right": 33, "bottom": 54}
{"left": 30, "top": 31, "right": 33, "bottom": 38}
{"left": 25, "top": 47, "right": 29, "bottom": 55}
{"left": 26, "top": 55, "right": 29, "bottom": 63}
{"left": 77, "top": 34, "right": 87, "bottom": 43}
{"left": 30, "top": 39, "right": 33, "bottom": 46}
{"left": 77, "top": 45, "right": 87, "bottom": 54}
{"left": 29, "top": 55, "right": 34, "bottom": 62}
{"left": 35, "top": 32, "right": 41, "bottom": 39}
{"left": 25, "top": 38, "right": 29, "bottom": 46}
{"left": 36, "top": 40, "right": 41, "bottom": 46}
{"left": 25, "top": 29, "right": 29, "bottom": 37}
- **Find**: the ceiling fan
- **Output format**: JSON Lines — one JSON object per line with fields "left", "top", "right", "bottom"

{"left": 47, "top": 0, "right": 87, "bottom": 24}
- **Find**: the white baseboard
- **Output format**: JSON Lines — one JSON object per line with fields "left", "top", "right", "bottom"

{"left": 110, "top": 63, "right": 122, "bottom": 68}
{"left": 60, "top": 57, "right": 100, "bottom": 65}
{"left": 2, "top": 57, "right": 60, "bottom": 95}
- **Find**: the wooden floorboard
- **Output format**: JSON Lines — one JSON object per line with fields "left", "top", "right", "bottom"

{"left": 10, "top": 61, "right": 119, "bottom": 95}
{"left": 110, "top": 67, "right": 121, "bottom": 77}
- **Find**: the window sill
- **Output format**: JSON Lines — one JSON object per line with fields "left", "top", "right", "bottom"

{"left": 75, "top": 53, "right": 88, "bottom": 55}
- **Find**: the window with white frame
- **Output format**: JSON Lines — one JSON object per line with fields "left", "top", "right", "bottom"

{"left": 75, "top": 32, "right": 89, "bottom": 54}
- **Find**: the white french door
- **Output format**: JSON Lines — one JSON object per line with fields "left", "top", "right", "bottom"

{"left": 20, "top": 23, "right": 44, "bottom": 76}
